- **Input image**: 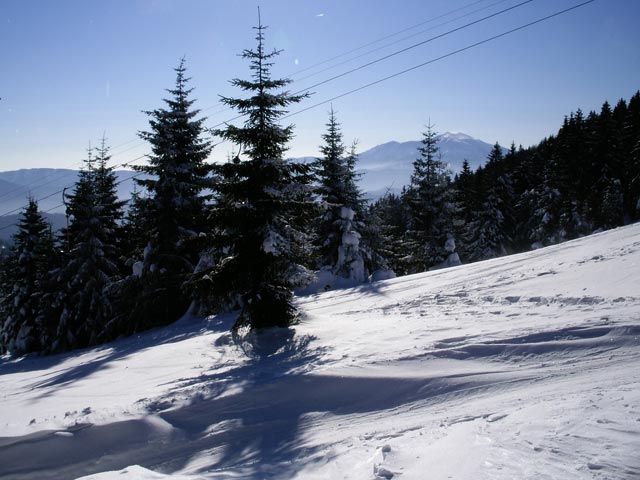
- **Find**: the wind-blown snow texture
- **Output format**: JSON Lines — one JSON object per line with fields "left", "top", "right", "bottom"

{"left": 1, "top": 224, "right": 639, "bottom": 480}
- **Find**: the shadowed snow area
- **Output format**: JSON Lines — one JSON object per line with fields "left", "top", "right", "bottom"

{"left": 1, "top": 225, "right": 640, "bottom": 479}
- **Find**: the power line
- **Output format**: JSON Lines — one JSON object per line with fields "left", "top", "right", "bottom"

{"left": 283, "top": 1, "right": 595, "bottom": 119}
{"left": 36, "top": 1, "right": 502, "bottom": 164}
{"left": 0, "top": 157, "right": 154, "bottom": 233}
{"left": 1, "top": 0, "right": 518, "bottom": 205}
{"left": 0, "top": 138, "right": 147, "bottom": 205}
{"left": 0, "top": 139, "right": 149, "bottom": 211}
{"left": 291, "top": 0, "right": 534, "bottom": 96}
{"left": 209, "top": 0, "right": 534, "bottom": 133}
{"left": 292, "top": 0, "right": 513, "bottom": 84}
{"left": 290, "top": 0, "right": 492, "bottom": 78}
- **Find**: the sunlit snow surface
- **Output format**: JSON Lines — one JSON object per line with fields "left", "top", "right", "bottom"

{"left": 1, "top": 225, "right": 640, "bottom": 479}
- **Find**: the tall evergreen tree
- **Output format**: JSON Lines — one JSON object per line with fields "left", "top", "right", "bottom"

{"left": 527, "top": 157, "right": 564, "bottom": 246}
{"left": 465, "top": 143, "right": 512, "bottom": 261}
{"left": 402, "top": 122, "right": 454, "bottom": 272}
{"left": 452, "top": 159, "right": 476, "bottom": 260}
{"left": 131, "top": 58, "right": 213, "bottom": 328}
{"left": 0, "top": 198, "right": 56, "bottom": 354}
{"left": 193, "top": 16, "right": 312, "bottom": 330}
{"left": 55, "top": 143, "right": 125, "bottom": 351}
{"left": 314, "top": 108, "right": 370, "bottom": 283}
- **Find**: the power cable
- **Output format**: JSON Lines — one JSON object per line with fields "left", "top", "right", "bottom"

{"left": 290, "top": 0, "right": 491, "bottom": 78}
{"left": 207, "top": 0, "right": 535, "bottom": 132}
{"left": 0, "top": 139, "right": 146, "bottom": 204}
{"left": 281, "top": 1, "right": 596, "bottom": 120}
{"left": 293, "top": 0, "right": 513, "bottom": 84}
{"left": 291, "top": 0, "right": 535, "bottom": 96}
{"left": 1, "top": 0, "right": 518, "bottom": 203}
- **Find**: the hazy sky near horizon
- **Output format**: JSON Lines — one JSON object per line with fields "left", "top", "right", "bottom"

{"left": 1, "top": 0, "right": 639, "bottom": 172}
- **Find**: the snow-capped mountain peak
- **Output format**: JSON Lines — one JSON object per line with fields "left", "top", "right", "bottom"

{"left": 439, "top": 131, "right": 474, "bottom": 142}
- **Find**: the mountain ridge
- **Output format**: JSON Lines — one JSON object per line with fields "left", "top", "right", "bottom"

{"left": 0, "top": 132, "right": 497, "bottom": 219}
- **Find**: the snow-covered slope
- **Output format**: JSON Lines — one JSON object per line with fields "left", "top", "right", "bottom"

{"left": 1, "top": 225, "right": 639, "bottom": 480}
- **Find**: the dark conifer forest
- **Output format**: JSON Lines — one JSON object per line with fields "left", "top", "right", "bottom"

{"left": 1, "top": 20, "right": 638, "bottom": 356}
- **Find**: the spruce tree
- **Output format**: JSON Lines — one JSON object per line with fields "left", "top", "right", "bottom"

{"left": 402, "top": 122, "right": 455, "bottom": 272}
{"left": 466, "top": 143, "right": 512, "bottom": 261}
{"left": 528, "top": 158, "right": 563, "bottom": 246}
{"left": 131, "top": 58, "right": 213, "bottom": 328}
{"left": 0, "top": 198, "right": 55, "bottom": 354}
{"left": 586, "top": 102, "right": 621, "bottom": 228}
{"left": 194, "top": 17, "right": 312, "bottom": 330}
{"left": 314, "top": 108, "right": 370, "bottom": 283}
{"left": 55, "top": 144, "right": 124, "bottom": 351}
{"left": 452, "top": 159, "right": 476, "bottom": 260}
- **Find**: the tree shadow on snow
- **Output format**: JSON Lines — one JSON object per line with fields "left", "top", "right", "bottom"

{"left": 150, "top": 326, "right": 464, "bottom": 479}
{"left": 0, "top": 322, "right": 483, "bottom": 480}
{"left": 0, "top": 312, "right": 237, "bottom": 400}
{"left": 152, "top": 327, "right": 331, "bottom": 477}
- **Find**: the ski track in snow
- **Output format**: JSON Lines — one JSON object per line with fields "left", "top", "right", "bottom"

{"left": 1, "top": 225, "right": 639, "bottom": 479}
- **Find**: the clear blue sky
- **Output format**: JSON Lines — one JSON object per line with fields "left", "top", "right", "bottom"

{"left": 1, "top": 0, "right": 639, "bottom": 172}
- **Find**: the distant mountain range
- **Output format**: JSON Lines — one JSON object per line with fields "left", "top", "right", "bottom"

{"left": 0, "top": 169, "right": 144, "bottom": 219}
{"left": 352, "top": 132, "right": 497, "bottom": 199}
{"left": 0, "top": 132, "right": 497, "bottom": 241}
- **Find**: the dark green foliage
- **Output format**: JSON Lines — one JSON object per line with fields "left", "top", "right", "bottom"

{"left": 119, "top": 188, "right": 150, "bottom": 269}
{"left": 367, "top": 192, "right": 410, "bottom": 275}
{"left": 401, "top": 122, "right": 454, "bottom": 271}
{"left": 0, "top": 199, "right": 56, "bottom": 354}
{"left": 464, "top": 143, "right": 514, "bottom": 261}
{"left": 193, "top": 20, "right": 312, "bottom": 330}
{"left": 313, "top": 109, "right": 375, "bottom": 281}
{"left": 623, "top": 92, "right": 640, "bottom": 220}
{"left": 454, "top": 91, "right": 640, "bottom": 256}
{"left": 54, "top": 143, "right": 125, "bottom": 351}
{"left": 131, "top": 59, "right": 213, "bottom": 327}
{"left": 452, "top": 159, "right": 477, "bottom": 259}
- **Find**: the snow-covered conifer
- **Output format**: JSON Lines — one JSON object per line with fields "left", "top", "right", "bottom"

{"left": 193, "top": 17, "right": 313, "bottom": 330}
{"left": 55, "top": 143, "right": 125, "bottom": 351}
{"left": 131, "top": 58, "right": 213, "bottom": 327}
{"left": 0, "top": 198, "right": 56, "bottom": 354}
{"left": 367, "top": 192, "right": 410, "bottom": 276}
{"left": 465, "top": 143, "right": 513, "bottom": 261}
{"left": 402, "top": 122, "right": 455, "bottom": 272}
{"left": 313, "top": 109, "right": 372, "bottom": 284}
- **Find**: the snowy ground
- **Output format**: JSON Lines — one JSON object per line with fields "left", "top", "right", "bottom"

{"left": 1, "top": 224, "right": 639, "bottom": 480}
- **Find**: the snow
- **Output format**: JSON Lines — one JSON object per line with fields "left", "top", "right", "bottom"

{"left": 444, "top": 234, "right": 456, "bottom": 253}
{"left": 369, "top": 269, "right": 396, "bottom": 282}
{"left": 1, "top": 224, "right": 640, "bottom": 479}
{"left": 132, "top": 261, "right": 143, "bottom": 277}
{"left": 339, "top": 206, "right": 355, "bottom": 221}
{"left": 262, "top": 229, "right": 286, "bottom": 255}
